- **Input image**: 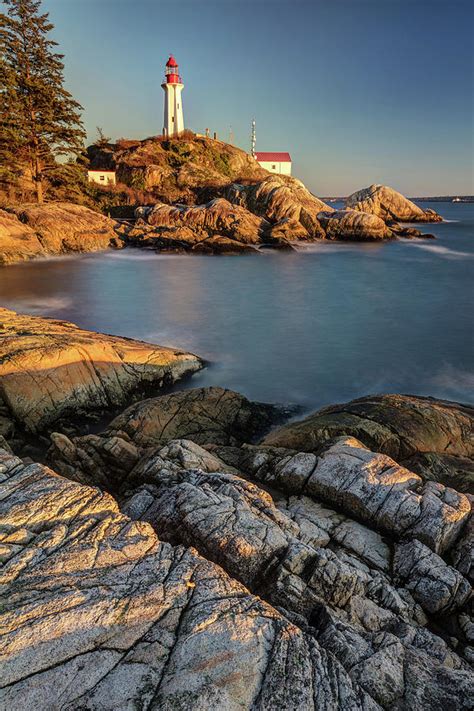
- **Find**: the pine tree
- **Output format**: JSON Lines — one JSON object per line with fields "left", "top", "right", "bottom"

{"left": 0, "top": 0, "right": 86, "bottom": 203}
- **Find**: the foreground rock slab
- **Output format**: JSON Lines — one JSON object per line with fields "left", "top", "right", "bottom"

{"left": 0, "top": 449, "right": 378, "bottom": 710}
{"left": 345, "top": 184, "right": 443, "bottom": 223}
{"left": 1, "top": 203, "right": 121, "bottom": 265}
{"left": 0, "top": 308, "right": 203, "bottom": 437}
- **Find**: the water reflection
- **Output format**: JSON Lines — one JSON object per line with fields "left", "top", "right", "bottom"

{"left": 0, "top": 203, "right": 473, "bottom": 410}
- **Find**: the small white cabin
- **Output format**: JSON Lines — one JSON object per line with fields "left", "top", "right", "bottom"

{"left": 255, "top": 152, "right": 292, "bottom": 176}
{"left": 87, "top": 170, "right": 116, "bottom": 186}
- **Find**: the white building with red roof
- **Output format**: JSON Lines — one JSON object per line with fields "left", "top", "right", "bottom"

{"left": 255, "top": 152, "right": 292, "bottom": 176}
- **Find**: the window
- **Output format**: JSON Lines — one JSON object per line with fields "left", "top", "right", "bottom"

{"left": 172, "top": 116, "right": 175, "bottom": 122}
{"left": 272, "top": 164, "right": 276, "bottom": 170}
{"left": 100, "top": 175, "right": 105, "bottom": 181}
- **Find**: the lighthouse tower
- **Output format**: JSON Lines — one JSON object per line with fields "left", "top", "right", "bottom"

{"left": 162, "top": 55, "right": 184, "bottom": 137}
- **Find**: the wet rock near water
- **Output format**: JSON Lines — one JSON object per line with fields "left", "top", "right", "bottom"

{"left": 0, "top": 308, "right": 203, "bottom": 445}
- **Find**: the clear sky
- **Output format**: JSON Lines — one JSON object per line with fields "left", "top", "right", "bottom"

{"left": 38, "top": 0, "right": 473, "bottom": 195}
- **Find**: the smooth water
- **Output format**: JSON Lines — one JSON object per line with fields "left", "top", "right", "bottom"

{"left": 1, "top": 202, "right": 473, "bottom": 412}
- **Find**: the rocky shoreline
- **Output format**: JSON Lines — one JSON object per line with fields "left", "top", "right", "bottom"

{"left": 0, "top": 310, "right": 472, "bottom": 709}
{"left": 1, "top": 159, "right": 443, "bottom": 264}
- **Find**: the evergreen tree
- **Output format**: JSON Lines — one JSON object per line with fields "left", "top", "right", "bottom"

{"left": 0, "top": 0, "right": 86, "bottom": 202}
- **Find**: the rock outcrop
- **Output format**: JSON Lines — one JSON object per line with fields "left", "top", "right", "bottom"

{"left": 0, "top": 308, "right": 203, "bottom": 441}
{"left": 127, "top": 198, "right": 269, "bottom": 253}
{"left": 346, "top": 185, "right": 443, "bottom": 223}
{"left": 88, "top": 133, "right": 269, "bottom": 204}
{"left": 3, "top": 380, "right": 474, "bottom": 708}
{"left": 317, "top": 209, "right": 394, "bottom": 241}
{"left": 225, "top": 174, "right": 332, "bottom": 240}
{"left": 262, "top": 394, "right": 474, "bottom": 492}
{"left": 0, "top": 448, "right": 379, "bottom": 710}
{"left": 1, "top": 203, "right": 121, "bottom": 265}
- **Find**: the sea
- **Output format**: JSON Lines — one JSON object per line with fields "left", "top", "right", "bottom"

{"left": 1, "top": 201, "right": 472, "bottom": 413}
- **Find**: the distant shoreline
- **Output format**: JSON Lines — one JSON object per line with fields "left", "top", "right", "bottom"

{"left": 322, "top": 196, "right": 474, "bottom": 203}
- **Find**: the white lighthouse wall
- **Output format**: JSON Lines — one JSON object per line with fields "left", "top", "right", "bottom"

{"left": 257, "top": 160, "right": 292, "bottom": 176}
{"left": 162, "top": 83, "right": 184, "bottom": 137}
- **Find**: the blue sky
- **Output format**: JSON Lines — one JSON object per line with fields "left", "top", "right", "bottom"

{"left": 38, "top": 0, "right": 473, "bottom": 195}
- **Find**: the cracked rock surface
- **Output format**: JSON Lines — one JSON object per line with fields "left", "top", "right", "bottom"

{"left": 2, "top": 385, "right": 474, "bottom": 709}
{"left": 0, "top": 449, "right": 379, "bottom": 711}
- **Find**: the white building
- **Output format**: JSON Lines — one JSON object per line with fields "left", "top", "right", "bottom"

{"left": 162, "top": 55, "right": 184, "bottom": 137}
{"left": 87, "top": 170, "right": 116, "bottom": 186}
{"left": 255, "top": 152, "right": 292, "bottom": 176}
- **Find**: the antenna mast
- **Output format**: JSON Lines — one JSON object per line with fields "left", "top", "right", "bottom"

{"left": 251, "top": 119, "right": 256, "bottom": 157}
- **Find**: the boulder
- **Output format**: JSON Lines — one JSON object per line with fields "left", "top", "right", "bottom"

{"left": 0, "top": 308, "right": 203, "bottom": 436}
{"left": 0, "top": 448, "right": 377, "bottom": 710}
{"left": 317, "top": 209, "right": 394, "bottom": 241}
{"left": 225, "top": 174, "right": 332, "bottom": 239}
{"left": 345, "top": 184, "right": 443, "bottom": 223}
{"left": 103, "top": 386, "right": 284, "bottom": 449}
{"left": 262, "top": 394, "right": 474, "bottom": 492}
{"left": 3, "top": 202, "right": 120, "bottom": 264}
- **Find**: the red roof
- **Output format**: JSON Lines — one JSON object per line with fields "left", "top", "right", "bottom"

{"left": 166, "top": 55, "right": 178, "bottom": 67}
{"left": 255, "top": 152, "right": 291, "bottom": 162}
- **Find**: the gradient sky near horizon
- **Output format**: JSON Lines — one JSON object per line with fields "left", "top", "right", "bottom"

{"left": 38, "top": 0, "right": 473, "bottom": 195}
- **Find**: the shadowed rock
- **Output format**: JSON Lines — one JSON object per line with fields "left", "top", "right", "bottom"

{"left": 48, "top": 387, "right": 286, "bottom": 490}
{"left": 345, "top": 184, "right": 443, "bottom": 223}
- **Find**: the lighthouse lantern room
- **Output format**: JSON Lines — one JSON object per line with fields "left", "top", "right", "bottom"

{"left": 162, "top": 55, "right": 184, "bottom": 137}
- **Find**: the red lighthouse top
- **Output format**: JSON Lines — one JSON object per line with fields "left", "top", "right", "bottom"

{"left": 165, "top": 55, "right": 181, "bottom": 83}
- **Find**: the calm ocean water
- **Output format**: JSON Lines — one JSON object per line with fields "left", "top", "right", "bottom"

{"left": 1, "top": 201, "right": 473, "bottom": 412}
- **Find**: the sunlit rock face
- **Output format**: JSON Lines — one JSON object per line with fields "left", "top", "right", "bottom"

{"left": 261, "top": 393, "right": 474, "bottom": 493}
{"left": 0, "top": 203, "right": 120, "bottom": 265}
{"left": 345, "top": 184, "right": 443, "bottom": 223}
{"left": 225, "top": 174, "right": 331, "bottom": 240}
{"left": 0, "top": 449, "right": 378, "bottom": 710}
{"left": 0, "top": 308, "right": 203, "bottom": 437}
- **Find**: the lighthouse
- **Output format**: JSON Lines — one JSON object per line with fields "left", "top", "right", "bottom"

{"left": 162, "top": 55, "right": 184, "bottom": 137}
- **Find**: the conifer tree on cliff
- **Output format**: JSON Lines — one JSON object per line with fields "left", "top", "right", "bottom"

{"left": 1, "top": 0, "right": 85, "bottom": 203}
